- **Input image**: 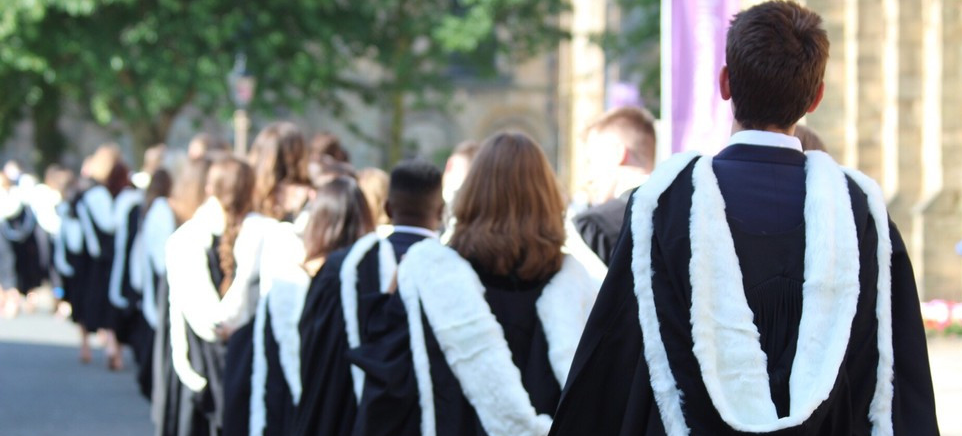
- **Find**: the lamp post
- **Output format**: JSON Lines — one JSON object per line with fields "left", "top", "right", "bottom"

{"left": 228, "top": 53, "right": 256, "bottom": 156}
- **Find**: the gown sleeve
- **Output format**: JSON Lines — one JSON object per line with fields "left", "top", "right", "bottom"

{"left": 888, "top": 222, "right": 940, "bottom": 435}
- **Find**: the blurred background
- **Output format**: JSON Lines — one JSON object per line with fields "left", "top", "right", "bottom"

{"left": 0, "top": 0, "right": 959, "bottom": 310}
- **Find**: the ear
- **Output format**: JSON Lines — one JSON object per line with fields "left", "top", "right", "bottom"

{"left": 618, "top": 144, "right": 631, "bottom": 166}
{"left": 384, "top": 199, "right": 393, "bottom": 219}
{"left": 806, "top": 82, "right": 825, "bottom": 113}
{"left": 436, "top": 199, "right": 445, "bottom": 222}
{"left": 719, "top": 66, "right": 732, "bottom": 101}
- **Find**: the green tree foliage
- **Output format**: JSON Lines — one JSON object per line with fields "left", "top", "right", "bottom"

{"left": 596, "top": 0, "right": 660, "bottom": 116}
{"left": 0, "top": 0, "right": 568, "bottom": 168}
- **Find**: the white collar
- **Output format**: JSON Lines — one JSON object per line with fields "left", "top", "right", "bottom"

{"left": 728, "top": 130, "right": 803, "bottom": 152}
{"left": 387, "top": 225, "right": 438, "bottom": 239}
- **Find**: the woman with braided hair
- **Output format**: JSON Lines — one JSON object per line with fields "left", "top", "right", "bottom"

{"left": 164, "top": 155, "right": 272, "bottom": 436}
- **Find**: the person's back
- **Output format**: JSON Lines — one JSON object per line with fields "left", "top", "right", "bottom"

{"left": 548, "top": 2, "right": 939, "bottom": 435}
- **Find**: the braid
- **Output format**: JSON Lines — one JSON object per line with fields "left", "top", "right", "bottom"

{"left": 217, "top": 209, "right": 243, "bottom": 296}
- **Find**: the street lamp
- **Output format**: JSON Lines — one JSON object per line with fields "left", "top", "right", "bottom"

{"left": 228, "top": 53, "right": 256, "bottom": 156}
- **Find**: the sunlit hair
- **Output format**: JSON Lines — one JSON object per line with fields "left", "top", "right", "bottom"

{"left": 310, "top": 132, "right": 350, "bottom": 163}
{"left": 248, "top": 121, "right": 311, "bottom": 219}
{"left": 793, "top": 124, "right": 826, "bottom": 152}
{"left": 357, "top": 167, "right": 389, "bottom": 226}
{"left": 449, "top": 132, "right": 566, "bottom": 282}
{"left": 207, "top": 155, "right": 255, "bottom": 296}
{"left": 302, "top": 176, "right": 374, "bottom": 262}
{"left": 585, "top": 106, "right": 657, "bottom": 171}
{"left": 86, "top": 144, "right": 129, "bottom": 196}
{"left": 169, "top": 157, "right": 214, "bottom": 225}
{"left": 143, "top": 169, "right": 173, "bottom": 219}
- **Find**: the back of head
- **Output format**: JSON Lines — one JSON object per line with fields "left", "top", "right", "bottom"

{"left": 793, "top": 124, "right": 827, "bottom": 152}
{"left": 207, "top": 155, "right": 256, "bottom": 296}
{"left": 726, "top": 1, "right": 829, "bottom": 130}
{"left": 586, "top": 106, "right": 657, "bottom": 172}
{"left": 357, "top": 167, "right": 389, "bottom": 226}
{"left": 144, "top": 169, "right": 173, "bottom": 217}
{"left": 86, "top": 144, "right": 124, "bottom": 189}
{"left": 143, "top": 144, "right": 167, "bottom": 173}
{"left": 187, "top": 133, "right": 228, "bottom": 160}
{"left": 248, "top": 121, "right": 311, "bottom": 219}
{"left": 170, "top": 157, "right": 214, "bottom": 224}
{"left": 310, "top": 132, "right": 350, "bottom": 164}
{"left": 388, "top": 159, "right": 443, "bottom": 229}
{"left": 450, "top": 132, "right": 566, "bottom": 282}
{"left": 303, "top": 176, "right": 374, "bottom": 262}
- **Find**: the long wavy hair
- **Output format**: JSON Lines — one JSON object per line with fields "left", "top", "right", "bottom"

{"left": 302, "top": 176, "right": 374, "bottom": 263}
{"left": 169, "top": 157, "right": 214, "bottom": 225}
{"left": 207, "top": 156, "right": 255, "bottom": 296}
{"left": 448, "top": 132, "right": 566, "bottom": 282}
{"left": 247, "top": 121, "right": 311, "bottom": 219}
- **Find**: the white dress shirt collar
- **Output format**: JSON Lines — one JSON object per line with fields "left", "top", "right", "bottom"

{"left": 388, "top": 225, "right": 439, "bottom": 239}
{"left": 728, "top": 129, "right": 803, "bottom": 153}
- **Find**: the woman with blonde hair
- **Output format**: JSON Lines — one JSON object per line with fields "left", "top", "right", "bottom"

{"left": 353, "top": 132, "right": 601, "bottom": 436}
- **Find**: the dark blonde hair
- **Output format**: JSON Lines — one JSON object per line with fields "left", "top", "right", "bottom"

{"left": 357, "top": 167, "right": 389, "bottom": 226}
{"left": 170, "top": 157, "right": 213, "bottom": 225}
{"left": 248, "top": 121, "right": 311, "bottom": 219}
{"left": 449, "top": 132, "right": 566, "bottom": 282}
{"left": 207, "top": 156, "right": 255, "bottom": 296}
{"left": 302, "top": 176, "right": 373, "bottom": 262}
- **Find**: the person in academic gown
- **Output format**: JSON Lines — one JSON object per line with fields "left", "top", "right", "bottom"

{"left": 150, "top": 158, "right": 214, "bottom": 436}
{"left": 0, "top": 175, "right": 46, "bottom": 303}
{"left": 548, "top": 3, "right": 939, "bottom": 435}
{"left": 213, "top": 121, "right": 314, "bottom": 436}
{"left": 350, "top": 132, "right": 601, "bottom": 436}
{"left": 571, "top": 107, "right": 656, "bottom": 266}
{"left": 107, "top": 184, "right": 145, "bottom": 371}
{"left": 165, "top": 156, "right": 271, "bottom": 436}
{"left": 75, "top": 145, "right": 130, "bottom": 369}
{"left": 290, "top": 160, "right": 444, "bottom": 436}
{"left": 252, "top": 175, "right": 374, "bottom": 436}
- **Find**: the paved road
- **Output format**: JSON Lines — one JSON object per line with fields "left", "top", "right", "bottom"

{"left": 0, "top": 306, "right": 959, "bottom": 435}
{"left": 0, "top": 312, "right": 153, "bottom": 436}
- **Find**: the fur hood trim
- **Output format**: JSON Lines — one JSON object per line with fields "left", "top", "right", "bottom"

{"left": 399, "top": 238, "right": 596, "bottom": 436}
{"left": 107, "top": 189, "right": 143, "bottom": 309}
{"left": 339, "top": 232, "right": 397, "bottom": 402}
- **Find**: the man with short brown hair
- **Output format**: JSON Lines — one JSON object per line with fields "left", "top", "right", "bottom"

{"left": 574, "top": 106, "right": 656, "bottom": 265}
{"left": 550, "top": 2, "right": 938, "bottom": 435}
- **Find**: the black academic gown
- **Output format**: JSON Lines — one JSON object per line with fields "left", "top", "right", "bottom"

{"left": 79, "top": 187, "right": 117, "bottom": 332}
{"left": 291, "top": 231, "right": 427, "bottom": 436}
{"left": 2, "top": 205, "right": 46, "bottom": 293}
{"left": 572, "top": 193, "right": 630, "bottom": 266}
{"left": 548, "top": 146, "right": 940, "bottom": 436}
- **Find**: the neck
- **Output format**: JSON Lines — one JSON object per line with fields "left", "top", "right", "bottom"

{"left": 610, "top": 166, "right": 649, "bottom": 201}
{"left": 731, "top": 121, "right": 795, "bottom": 136}
{"left": 392, "top": 216, "right": 436, "bottom": 231}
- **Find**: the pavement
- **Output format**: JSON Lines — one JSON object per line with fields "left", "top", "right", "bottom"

{"left": 0, "top": 297, "right": 959, "bottom": 435}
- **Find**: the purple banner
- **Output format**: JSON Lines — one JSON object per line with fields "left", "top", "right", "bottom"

{"left": 671, "top": 0, "right": 740, "bottom": 154}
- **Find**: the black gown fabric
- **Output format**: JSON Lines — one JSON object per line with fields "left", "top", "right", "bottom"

{"left": 62, "top": 198, "right": 88, "bottom": 325}
{"left": 79, "top": 193, "right": 117, "bottom": 332}
{"left": 163, "top": 237, "right": 230, "bottom": 436}
{"left": 548, "top": 149, "right": 940, "bottom": 436}
{"left": 3, "top": 207, "right": 46, "bottom": 293}
{"left": 291, "top": 231, "right": 426, "bottom": 436}
{"left": 572, "top": 194, "right": 629, "bottom": 266}
{"left": 349, "top": 264, "right": 563, "bottom": 436}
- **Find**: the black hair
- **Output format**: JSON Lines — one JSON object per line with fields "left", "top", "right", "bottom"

{"left": 388, "top": 159, "right": 443, "bottom": 219}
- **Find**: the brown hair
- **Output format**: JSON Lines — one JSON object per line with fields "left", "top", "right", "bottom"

{"left": 726, "top": 1, "right": 829, "bottom": 130}
{"left": 248, "top": 121, "right": 311, "bottom": 219}
{"left": 449, "top": 132, "right": 566, "bottom": 282}
{"left": 310, "top": 132, "right": 350, "bottom": 163}
{"left": 585, "top": 107, "right": 657, "bottom": 171}
{"left": 793, "top": 124, "right": 826, "bottom": 152}
{"left": 187, "top": 133, "right": 228, "bottom": 159}
{"left": 143, "top": 169, "right": 173, "bottom": 218}
{"left": 302, "top": 176, "right": 373, "bottom": 262}
{"left": 207, "top": 156, "right": 255, "bottom": 296}
{"left": 86, "top": 144, "right": 129, "bottom": 196}
{"left": 357, "top": 168, "right": 390, "bottom": 226}
{"left": 169, "top": 157, "right": 213, "bottom": 225}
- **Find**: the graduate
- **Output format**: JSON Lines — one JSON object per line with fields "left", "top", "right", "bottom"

{"left": 548, "top": 2, "right": 939, "bottom": 435}
{"left": 252, "top": 175, "right": 374, "bottom": 436}
{"left": 107, "top": 175, "right": 146, "bottom": 372}
{"left": 151, "top": 157, "right": 214, "bottom": 436}
{"left": 352, "top": 133, "right": 601, "bottom": 436}
{"left": 165, "top": 156, "right": 272, "bottom": 436}
{"left": 291, "top": 160, "right": 444, "bottom": 436}
{"left": 0, "top": 170, "right": 47, "bottom": 315}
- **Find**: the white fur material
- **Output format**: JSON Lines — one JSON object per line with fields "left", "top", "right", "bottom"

{"left": 251, "top": 222, "right": 311, "bottom": 436}
{"left": 82, "top": 186, "right": 116, "bottom": 233}
{"left": 399, "top": 239, "right": 589, "bottom": 436}
{"left": 377, "top": 236, "right": 398, "bottom": 294}
{"left": 107, "top": 189, "right": 143, "bottom": 309}
{"left": 77, "top": 202, "right": 101, "bottom": 258}
{"left": 140, "top": 198, "right": 176, "bottom": 329}
{"left": 339, "top": 232, "right": 382, "bottom": 401}
{"left": 59, "top": 203, "right": 84, "bottom": 255}
{"left": 53, "top": 225, "right": 75, "bottom": 277}
{"left": 843, "top": 168, "right": 895, "bottom": 436}
{"left": 166, "top": 198, "right": 269, "bottom": 391}
{"left": 687, "top": 152, "right": 860, "bottom": 431}
{"left": 0, "top": 200, "right": 34, "bottom": 242}
{"left": 629, "top": 151, "right": 701, "bottom": 436}
{"left": 535, "top": 254, "right": 600, "bottom": 385}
